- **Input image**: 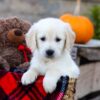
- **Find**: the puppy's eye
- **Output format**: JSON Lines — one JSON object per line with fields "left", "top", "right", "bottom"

{"left": 55, "top": 37, "right": 61, "bottom": 42}
{"left": 40, "top": 37, "right": 46, "bottom": 41}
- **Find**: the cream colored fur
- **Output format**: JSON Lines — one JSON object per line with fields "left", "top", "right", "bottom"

{"left": 21, "top": 18, "right": 80, "bottom": 93}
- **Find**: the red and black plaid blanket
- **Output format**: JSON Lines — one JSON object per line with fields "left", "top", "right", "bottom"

{"left": 0, "top": 70, "right": 69, "bottom": 100}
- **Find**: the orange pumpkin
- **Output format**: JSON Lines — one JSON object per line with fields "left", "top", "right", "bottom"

{"left": 60, "top": 14, "right": 94, "bottom": 44}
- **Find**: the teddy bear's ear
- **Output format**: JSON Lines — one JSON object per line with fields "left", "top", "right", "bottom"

{"left": 7, "top": 29, "right": 25, "bottom": 44}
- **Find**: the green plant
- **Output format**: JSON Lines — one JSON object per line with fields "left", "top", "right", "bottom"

{"left": 89, "top": 6, "right": 100, "bottom": 40}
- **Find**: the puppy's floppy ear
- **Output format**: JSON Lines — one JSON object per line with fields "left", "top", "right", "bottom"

{"left": 25, "top": 24, "right": 37, "bottom": 52}
{"left": 64, "top": 23, "right": 76, "bottom": 52}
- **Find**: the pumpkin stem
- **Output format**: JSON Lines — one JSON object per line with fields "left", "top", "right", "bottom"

{"left": 74, "top": 0, "right": 81, "bottom": 16}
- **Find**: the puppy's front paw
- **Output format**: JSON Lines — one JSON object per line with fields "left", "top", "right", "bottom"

{"left": 21, "top": 71, "right": 37, "bottom": 85}
{"left": 43, "top": 77, "right": 57, "bottom": 93}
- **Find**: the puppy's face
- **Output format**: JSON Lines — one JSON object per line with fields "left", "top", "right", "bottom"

{"left": 26, "top": 18, "right": 75, "bottom": 60}
{"left": 37, "top": 28, "right": 65, "bottom": 59}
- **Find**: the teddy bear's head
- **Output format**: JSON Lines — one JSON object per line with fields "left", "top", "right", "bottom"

{"left": 0, "top": 17, "right": 31, "bottom": 71}
{"left": 0, "top": 28, "right": 25, "bottom": 47}
{"left": 7, "top": 29, "right": 25, "bottom": 44}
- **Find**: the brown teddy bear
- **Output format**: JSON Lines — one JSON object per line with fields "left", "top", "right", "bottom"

{"left": 0, "top": 17, "right": 32, "bottom": 71}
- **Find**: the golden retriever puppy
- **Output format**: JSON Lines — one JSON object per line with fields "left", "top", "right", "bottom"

{"left": 21, "top": 18, "right": 80, "bottom": 93}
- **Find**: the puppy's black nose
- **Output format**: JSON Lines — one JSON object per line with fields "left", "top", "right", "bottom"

{"left": 46, "top": 49, "right": 54, "bottom": 57}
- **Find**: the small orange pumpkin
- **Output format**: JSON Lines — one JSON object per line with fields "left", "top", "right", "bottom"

{"left": 60, "top": 14, "right": 94, "bottom": 44}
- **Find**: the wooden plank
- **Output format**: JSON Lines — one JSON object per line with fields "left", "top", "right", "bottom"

{"left": 75, "top": 39, "right": 100, "bottom": 48}
{"left": 74, "top": 39, "right": 100, "bottom": 61}
{"left": 75, "top": 62, "right": 100, "bottom": 99}
{"left": 92, "top": 63, "right": 100, "bottom": 92}
{"left": 79, "top": 48, "right": 100, "bottom": 61}
{"left": 75, "top": 63, "right": 94, "bottom": 98}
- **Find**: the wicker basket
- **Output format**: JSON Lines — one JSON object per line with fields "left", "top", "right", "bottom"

{"left": 62, "top": 47, "right": 78, "bottom": 100}
{"left": 63, "top": 78, "right": 76, "bottom": 100}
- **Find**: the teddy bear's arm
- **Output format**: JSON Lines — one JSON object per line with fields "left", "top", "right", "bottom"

{"left": 0, "top": 56, "right": 10, "bottom": 71}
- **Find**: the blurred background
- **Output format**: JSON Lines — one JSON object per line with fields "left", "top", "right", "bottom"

{"left": 0, "top": 0, "right": 99, "bottom": 21}
{"left": 0, "top": 0, "right": 100, "bottom": 100}
{"left": 0, "top": 0, "right": 100, "bottom": 40}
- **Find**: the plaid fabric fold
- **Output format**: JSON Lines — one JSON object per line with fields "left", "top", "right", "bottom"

{"left": 0, "top": 70, "right": 69, "bottom": 100}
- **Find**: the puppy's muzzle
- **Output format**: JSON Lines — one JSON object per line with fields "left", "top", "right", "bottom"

{"left": 46, "top": 49, "right": 54, "bottom": 58}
